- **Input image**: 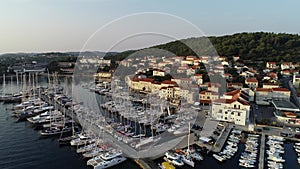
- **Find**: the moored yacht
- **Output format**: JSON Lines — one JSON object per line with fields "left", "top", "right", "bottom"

{"left": 100, "top": 149, "right": 122, "bottom": 160}
{"left": 165, "top": 151, "right": 179, "bottom": 160}
{"left": 181, "top": 154, "right": 194, "bottom": 167}
{"left": 94, "top": 156, "right": 126, "bottom": 169}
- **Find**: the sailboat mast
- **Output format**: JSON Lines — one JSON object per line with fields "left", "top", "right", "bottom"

{"left": 10, "top": 76, "right": 13, "bottom": 95}
{"left": 188, "top": 122, "right": 190, "bottom": 155}
{"left": 3, "top": 74, "right": 5, "bottom": 96}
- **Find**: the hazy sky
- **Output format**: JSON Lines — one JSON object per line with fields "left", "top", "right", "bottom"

{"left": 0, "top": 0, "right": 299, "bottom": 54}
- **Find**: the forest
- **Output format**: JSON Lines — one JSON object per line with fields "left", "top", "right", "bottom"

{"left": 105, "top": 32, "right": 300, "bottom": 62}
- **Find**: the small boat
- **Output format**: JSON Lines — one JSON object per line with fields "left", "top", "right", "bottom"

{"left": 87, "top": 155, "right": 104, "bottom": 166}
{"left": 213, "top": 154, "right": 224, "bottom": 162}
{"left": 100, "top": 149, "right": 122, "bottom": 160}
{"left": 94, "top": 156, "right": 126, "bottom": 169}
{"left": 76, "top": 143, "right": 97, "bottom": 153}
{"left": 171, "top": 158, "right": 184, "bottom": 166}
{"left": 190, "top": 152, "right": 203, "bottom": 161}
{"left": 82, "top": 147, "right": 103, "bottom": 159}
{"left": 58, "top": 135, "right": 78, "bottom": 145}
{"left": 181, "top": 154, "right": 194, "bottom": 167}
{"left": 165, "top": 151, "right": 179, "bottom": 160}
{"left": 159, "top": 162, "right": 175, "bottom": 169}
{"left": 40, "top": 126, "right": 72, "bottom": 136}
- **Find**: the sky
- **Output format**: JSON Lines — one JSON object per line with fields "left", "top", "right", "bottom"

{"left": 0, "top": 0, "right": 299, "bottom": 54}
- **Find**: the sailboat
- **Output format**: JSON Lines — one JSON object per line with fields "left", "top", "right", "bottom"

{"left": 58, "top": 101, "right": 78, "bottom": 145}
{"left": 181, "top": 122, "right": 195, "bottom": 167}
{"left": 7, "top": 76, "right": 22, "bottom": 103}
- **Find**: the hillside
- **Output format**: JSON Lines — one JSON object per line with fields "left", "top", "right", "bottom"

{"left": 105, "top": 32, "right": 300, "bottom": 62}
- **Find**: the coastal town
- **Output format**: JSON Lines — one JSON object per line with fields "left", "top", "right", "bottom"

{"left": 1, "top": 52, "right": 300, "bottom": 169}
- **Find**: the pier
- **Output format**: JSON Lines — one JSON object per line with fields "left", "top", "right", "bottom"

{"left": 258, "top": 133, "right": 265, "bottom": 169}
{"left": 212, "top": 125, "right": 233, "bottom": 153}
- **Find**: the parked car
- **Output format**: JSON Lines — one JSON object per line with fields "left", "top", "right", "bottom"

{"left": 263, "top": 127, "right": 270, "bottom": 130}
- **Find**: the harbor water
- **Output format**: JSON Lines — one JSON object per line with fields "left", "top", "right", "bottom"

{"left": 0, "top": 78, "right": 300, "bottom": 169}
{"left": 0, "top": 79, "right": 140, "bottom": 169}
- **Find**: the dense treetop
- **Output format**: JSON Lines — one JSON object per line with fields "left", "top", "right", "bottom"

{"left": 105, "top": 32, "right": 300, "bottom": 62}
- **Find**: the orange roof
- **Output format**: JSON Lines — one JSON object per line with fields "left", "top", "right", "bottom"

{"left": 256, "top": 88, "right": 272, "bottom": 92}
{"left": 213, "top": 98, "right": 249, "bottom": 106}
{"left": 285, "top": 112, "right": 297, "bottom": 117}
{"left": 131, "top": 78, "right": 154, "bottom": 83}
{"left": 272, "top": 88, "right": 290, "bottom": 92}
{"left": 194, "top": 74, "right": 203, "bottom": 77}
{"left": 282, "top": 69, "right": 291, "bottom": 73}
{"left": 162, "top": 80, "right": 176, "bottom": 85}
{"left": 213, "top": 99, "right": 235, "bottom": 104}
{"left": 228, "top": 83, "right": 243, "bottom": 87}
{"left": 226, "top": 90, "right": 240, "bottom": 96}
{"left": 267, "top": 72, "right": 277, "bottom": 78}
{"left": 186, "top": 55, "right": 196, "bottom": 59}
{"left": 267, "top": 62, "right": 276, "bottom": 65}
{"left": 238, "top": 99, "right": 249, "bottom": 106}
{"left": 246, "top": 78, "right": 258, "bottom": 83}
{"left": 180, "top": 78, "right": 192, "bottom": 81}
{"left": 200, "top": 99, "right": 212, "bottom": 104}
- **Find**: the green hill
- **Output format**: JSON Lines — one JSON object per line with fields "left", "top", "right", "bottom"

{"left": 105, "top": 32, "right": 300, "bottom": 62}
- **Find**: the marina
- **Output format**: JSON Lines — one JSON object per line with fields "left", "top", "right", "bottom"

{"left": 0, "top": 76, "right": 300, "bottom": 169}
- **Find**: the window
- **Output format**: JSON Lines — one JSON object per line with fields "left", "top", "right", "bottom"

{"left": 225, "top": 117, "right": 227, "bottom": 120}
{"left": 231, "top": 112, "right": 234, "bottom": 115}
{"left": 225, "top": 111, "right": 227, "bottom": 114}
{"left": 238, "top": 113, "right": 241, "bottom": 116}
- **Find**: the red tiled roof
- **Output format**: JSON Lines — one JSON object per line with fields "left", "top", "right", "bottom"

{"left": 180, "top": 78, "right": 192, "bottom": 81}
{"left": 131, "top": 78, "right": 154, "bottom": 83}
{"left": 267, "top": 72, "right": 277, "bottom": 78}
{"left": 186, "top": 55, "right": 196, "bottom": 59}
{"left": 213, "top": 99, "right": 235, "bottom": 104}
{"left": 191, "top": 65, "right": 198, "bottom": 69}
{"left": 200, "top": 100, "right": 212, "bottom": 104}
{"left": 238, "top": 99, "right": 250, "bottom": 106}
{"left": 226, "top": 90, "right": 240, "bottom": 96}
{"left": 285, "top": 112, "right": 297, "bottom": 117}
{"left": 162, "top": 80, "right": 176, "bottom": 85}
{"left": 281, "top": 69, "right": 291, "bottom": 73}
{"left": 256, "top": 88, "right": 272, "bottom": 92}
{"left": 272, "top": 88, "right": 290, "bottom": 92}
{"left": 228, "top": 83, "right": 243, "bottom": 87}
{"left": 194, "top": 74, "right": 203, "bottom": 77}
{"left": 246, "top": 78, "right": 258, "bottom": 83}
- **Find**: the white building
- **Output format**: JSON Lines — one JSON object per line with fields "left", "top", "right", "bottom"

{"left": 211, "top": 90, "right": 250, "bottom": 126}
{"left": 293, "top": 73, "right": 300, "bottom": 88}
{"left": 255, "top": 88, "right": 291, "bottom": 102}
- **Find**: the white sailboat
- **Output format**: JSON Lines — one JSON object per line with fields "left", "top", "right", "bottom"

{"left": 181, "top": 122, "right": 195, "bottom": 167}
